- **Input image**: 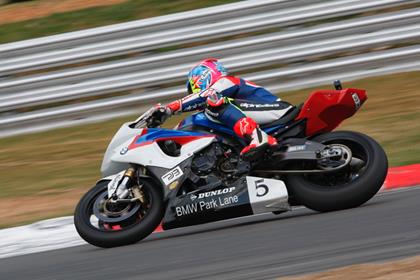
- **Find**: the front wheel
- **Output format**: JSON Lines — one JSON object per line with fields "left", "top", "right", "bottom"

{"left": 286, "top": 131, "right": 388, "bottom": 212}
{"left": 74, "top": 178, "right": 164, "bottom": 248}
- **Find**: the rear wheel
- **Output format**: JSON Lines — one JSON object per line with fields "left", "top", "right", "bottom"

{"left": 74, "top": 178, "right": 164, "bottom": 248}
{"left": 286, "top": 131, "right": 388, "bottom": 212}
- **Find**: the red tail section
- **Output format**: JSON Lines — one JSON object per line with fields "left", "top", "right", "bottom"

{"left": 296, "top": 88, "right": 367, "bottom": 136}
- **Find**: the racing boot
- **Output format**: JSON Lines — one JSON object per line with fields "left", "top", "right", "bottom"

{"left": 233, "top": 117, "right": 277, "bottom": 160}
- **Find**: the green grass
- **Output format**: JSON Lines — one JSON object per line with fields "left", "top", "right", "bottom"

{"left": 0, "top": 71, "right": 419, "bottom": 227}
{"left": 0, "top": 0, "right": 238, "bottom": 44}
{"left": 0, "top": 115, "right": 179, "bottom": 198}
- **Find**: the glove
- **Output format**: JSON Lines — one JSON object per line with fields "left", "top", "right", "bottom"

{"left": 151, "top": 103, "right": 172, "bottom": 124}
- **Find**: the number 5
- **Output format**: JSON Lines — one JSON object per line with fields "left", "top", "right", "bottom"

{"left": 255, "top": 179, "right": 269, "bottom": 197}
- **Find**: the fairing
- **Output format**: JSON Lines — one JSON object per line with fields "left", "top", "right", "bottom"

{"left": 296, "top": 88, "right": 367, "bottom": 136}
{"left": 101, "top": 122, "right": 144, "bottom": 176}
{"left": 162, "top": 176, "right": 289, "bottom": 230}
{"left": 101, "top": 124, "right": 215, "bottom": 176}
{"left": 111, "top": 129, "right": 215, "bottom": 169}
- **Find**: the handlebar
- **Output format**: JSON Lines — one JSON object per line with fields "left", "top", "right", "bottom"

{"left": 131, "top": 107, "right": 166, "bottom": 129}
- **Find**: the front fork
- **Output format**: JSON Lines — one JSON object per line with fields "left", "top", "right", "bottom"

{"left": 108, "top": 165, "right": 145, "bottom": 203}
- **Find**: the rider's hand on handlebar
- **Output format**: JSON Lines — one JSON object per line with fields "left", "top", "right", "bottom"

{"left": 149, "top": 103, "right": 172, "bottom": 127}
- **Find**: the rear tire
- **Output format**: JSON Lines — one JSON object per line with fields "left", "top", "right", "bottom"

{"left": 74, "top": 179, "right": 164, "bottom": 248}
{"left": 286, "top": 131, "right": 388, "bottom": 212}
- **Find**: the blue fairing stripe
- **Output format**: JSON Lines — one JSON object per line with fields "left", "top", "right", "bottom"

{"left": 134, "top": 128, "right": 211, "bottom": 145}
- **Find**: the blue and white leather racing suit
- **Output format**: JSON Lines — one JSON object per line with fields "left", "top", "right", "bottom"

{"left": 167, "top": 76, "right": 293, "bottom": 130}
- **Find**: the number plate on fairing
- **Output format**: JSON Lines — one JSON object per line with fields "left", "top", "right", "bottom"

{"left": 161, "top": 166, "right": 184, "bottom": 185}
{"left": 246, "top": 176, "right": 290, "bottom": 214}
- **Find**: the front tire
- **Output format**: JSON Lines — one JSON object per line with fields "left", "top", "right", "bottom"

{"left": 74, "top": 179, "right": 164, "bottom": 248}
{"left": 286, "top": 131, "right": 388, "bottom": 212}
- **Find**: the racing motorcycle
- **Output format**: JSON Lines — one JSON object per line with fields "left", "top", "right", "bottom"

{"left": 74, "top": 81, "right": 388, "bottom": 248}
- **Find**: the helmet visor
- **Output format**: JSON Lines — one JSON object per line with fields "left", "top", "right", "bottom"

{"left": 188, "top": 76, "right": 202, "bottom": 94}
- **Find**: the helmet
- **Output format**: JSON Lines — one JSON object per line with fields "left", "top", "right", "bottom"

{"left": 186, "top": 58, "right": 228, "bottom": 94}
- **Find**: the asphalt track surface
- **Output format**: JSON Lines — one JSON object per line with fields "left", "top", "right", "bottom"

{"left": 2, "top": 187, "right": 420, "bottom": 280}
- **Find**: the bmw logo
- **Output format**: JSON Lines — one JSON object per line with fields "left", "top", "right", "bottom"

{"left": 120, "top": 147, "right": 128, "bottom": 155}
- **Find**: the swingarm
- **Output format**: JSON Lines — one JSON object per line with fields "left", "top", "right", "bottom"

{"left": 255, "top": 139, "right": 352, "bottom": 174}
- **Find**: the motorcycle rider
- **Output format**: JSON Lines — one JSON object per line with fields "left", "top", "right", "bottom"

{"left": 152, "top": 58, "right": 294, "bottom": 157}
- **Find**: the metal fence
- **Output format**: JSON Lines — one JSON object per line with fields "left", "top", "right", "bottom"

{"left": 1, "top": 0, "right": 420, "bottom": 137}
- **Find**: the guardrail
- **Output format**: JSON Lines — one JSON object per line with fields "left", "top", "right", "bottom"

{"left": 0, "top": 0, "right": 419, "bottom": 137}
{"left": 2, "top": 21, "right": 420, "bottom": 111}
{"left": 0, "top": 0, "right": 413, "bottom": 74}
{"left": 2, "top": 7, "right": 420, "bottom": 93}
{"left": 0, "top": 0, "right": 296, "bottom": 56}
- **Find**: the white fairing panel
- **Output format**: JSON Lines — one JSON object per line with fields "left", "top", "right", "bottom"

{"left": 111, "top": 136, "right": 215, "bottom": 170}
{"left": 101, "top": 123, "right": 144, "bottom": 176}
{"left": 246, "top": 176, "right": 290, "bottom": 214}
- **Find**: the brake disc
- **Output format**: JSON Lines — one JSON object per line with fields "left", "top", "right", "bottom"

{"left": 93, "top": 191, "right": 141, "bottom": 223}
